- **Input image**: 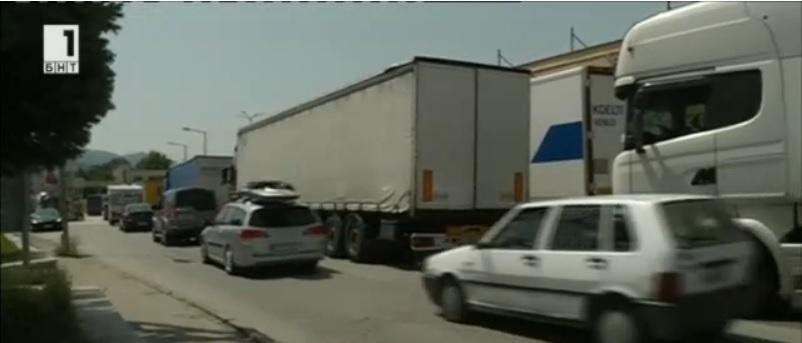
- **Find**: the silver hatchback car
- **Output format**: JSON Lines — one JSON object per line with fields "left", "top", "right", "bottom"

{"left": 200, "top": 197, "right": 328, "bottom": 275}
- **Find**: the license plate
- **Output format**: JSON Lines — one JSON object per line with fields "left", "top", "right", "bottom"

{"left": 44, "top": 224, "right": 53, "bottom": 228}
{"left": 138, "top": 221, "right": 149, "bottom": 226}
{"left": 703, "top": 266, "right": 729, "bottom": 283}
{"left": 270, "top": 243, "right": 300, "bottom": 253}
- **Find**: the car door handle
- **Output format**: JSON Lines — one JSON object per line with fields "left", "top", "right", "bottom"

{"left": 585, "top": 257, "right": 608, "bottom": 270}
{"left": 521, "top": 255, "right": 539, "bottom": 267}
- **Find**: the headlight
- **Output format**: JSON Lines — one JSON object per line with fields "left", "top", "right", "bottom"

{"left": 56, "top": 218, "right": 63, "bottom": 223}
{"left": 31, "top": 219, "right": 39, "bottom": 224}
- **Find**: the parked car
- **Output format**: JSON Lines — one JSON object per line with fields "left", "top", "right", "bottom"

{"left": 120, "top": 203, "right": 154, "bottom": 232}
{"left": 421, "top": 194, "right": 755, "bottom": 343}
{"left": 30, "top": 207, "right": 63, "bottom": 231}
{"left": 200, "top": 191, "right": 328, "bottom": 275}
{"left": 152, "top": 187, "right": 217, "bottom": 246}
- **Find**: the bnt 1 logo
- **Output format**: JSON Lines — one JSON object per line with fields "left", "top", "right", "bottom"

{"left": 43, "top": 25, "right": 79, "bottom": 75}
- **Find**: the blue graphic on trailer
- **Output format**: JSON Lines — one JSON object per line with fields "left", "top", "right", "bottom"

{"left": 531, "top": 121, "right": 583, "bottom": 163}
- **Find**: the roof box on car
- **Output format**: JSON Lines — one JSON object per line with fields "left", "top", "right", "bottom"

{"left": 235, "top": 187, "right": 300, "bottom": 203}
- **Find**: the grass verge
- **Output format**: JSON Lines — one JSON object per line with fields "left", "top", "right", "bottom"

{"left": 1, "top": 266, "right": 89, "bottom": 343}
{"left": 1, "top": 234, "right": 21, "bottom": 263}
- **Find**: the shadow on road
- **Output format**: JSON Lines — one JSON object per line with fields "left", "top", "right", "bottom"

{"left": 463, "top": 312, "right": 588, "bottom": 343}
{"left": 130, "top": 321, "right": 249, "bottom": 343}
{"left": 239, "top": 265, "right": 340, "bottom": 281}
{"left": 456, "top": 312, "right": 785, "bottom": 343}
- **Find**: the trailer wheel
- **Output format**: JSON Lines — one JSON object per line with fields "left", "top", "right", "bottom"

{"left": 325, "top": 214, "right": 346, "bottom": 258}
{"left": 345, "top": 213, "right": 371, "bottom": 262}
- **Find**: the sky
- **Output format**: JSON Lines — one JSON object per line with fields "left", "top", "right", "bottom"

{"left": 90, "top": 2, "right": 668, "bottom": 162}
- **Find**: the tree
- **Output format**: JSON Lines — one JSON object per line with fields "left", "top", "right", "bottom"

{"left": 76, "top": 157, "right": 129, "bottom": 181}
{"left": 0, "top": 3, "right": 123, "bottom": 176}
{"left": 136, "top": 151, "right": 173, "bottom": 170}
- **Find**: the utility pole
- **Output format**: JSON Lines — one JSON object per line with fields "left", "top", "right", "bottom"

{"left": 21, "top": 170, "right": 31, "bottom": 266}
{"left": 570, "top": 27, "right": 574, "bottom": 51}
{"left": 182, "top": 127, "right": 208, "bottom": 156}
{"left": 168, "top": 141, "right": 188, "bottom": 162}
{"left": 59, "top": 165, "right": 70, "bottom": 252}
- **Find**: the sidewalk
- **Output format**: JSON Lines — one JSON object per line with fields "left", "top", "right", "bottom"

{"left": 25, "top": 235, "right": 254, "bottom": 343}
{"left": 61, "top": 256, "right": 252, "bottom": 343}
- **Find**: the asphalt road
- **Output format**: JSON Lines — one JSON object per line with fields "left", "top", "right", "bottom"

{"left": 33, "top": 217, "right": 793, "bottom": 343}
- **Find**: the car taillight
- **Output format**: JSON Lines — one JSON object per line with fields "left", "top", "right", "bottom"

{"left": 654, "top": 272, "right": 682, "bottom": 303}
{"left": 240, "top": 228, "right": 268, "bottom": 240}
{"left": 304, "top": 225, "right": 329, "bottom": 236}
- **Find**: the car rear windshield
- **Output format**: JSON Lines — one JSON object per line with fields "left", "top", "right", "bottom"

{"left": 126, "top": 204, "right": 151, "bottom": 213}
{"left": 661, "top": 200, "right": 743, "bottom": 248}
{"left": 175, "top": 189, "right": 216, "bottom": 211}
{"left": 249, "top": 206, "right": 316, "bottom": 228}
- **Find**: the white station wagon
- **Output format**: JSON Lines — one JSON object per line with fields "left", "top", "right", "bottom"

{"left": 200, "top": 188, "right": 329, "bottom": 275}
{"left": 422, "top": 194, "right": 755, "bottom": 343}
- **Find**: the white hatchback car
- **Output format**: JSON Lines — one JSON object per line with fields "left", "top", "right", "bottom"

{"left": 200, "top": 198, "right": 328, "bottom": 275}
{"left": 422, "top": 194, "right": 755, "bottom": 343}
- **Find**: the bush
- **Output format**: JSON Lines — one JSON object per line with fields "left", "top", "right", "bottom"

{"left": 0, "top": 234, "right": 21, "bottom": 263}
{"left": 0, "top": 266, "right": 87, "bottom": 343}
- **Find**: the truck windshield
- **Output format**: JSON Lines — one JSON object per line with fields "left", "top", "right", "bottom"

{"left": 249, "top": 206, "right": 316, "bottom": 228}
{"left": 661, "top": 200, "right": 743, "bottom": 248}
{"left": 110, "top": 192, "right": 143, "bottom": 205}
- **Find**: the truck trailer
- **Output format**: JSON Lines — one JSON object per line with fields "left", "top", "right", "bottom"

{"left": 165, "top": 155, "right": 233, "bottom": 207}
{"left": 529, "top": 66, "right": 627, "bottom": 199}
{"left": 236, "top": 57, "right": 531, "bottom": 263}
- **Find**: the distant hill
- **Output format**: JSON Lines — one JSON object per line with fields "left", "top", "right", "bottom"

{"left": 122, "top": 152, "right": 147, "bottom": 166}
{"left": 77, "top": 149, "right": 119, "bottom": 167}
{"left": 78, "top": 149, "right": 147, "bottom": 168}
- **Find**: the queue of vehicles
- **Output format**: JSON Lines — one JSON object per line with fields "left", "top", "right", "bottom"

{"left": 68, "top": 2, "right": 800, "bottom": 342}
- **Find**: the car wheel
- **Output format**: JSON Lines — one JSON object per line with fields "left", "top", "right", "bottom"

{"left": 200, "top": 239, "right": 211, "bottom": 264}
{"left": 692, "top": 321, "right": 728, "bottom": 343}
{"left": 162, "top": 233, "right": 175, "bottom": 247}
{"left": 224, "top": 247, "right": 240, "bottom": 275}
{"left": 325, "top": 215, "right": 346, "bottom": 258}
{"left": 441, "top": 278, "right": 469, "bottom": 322}
{"left": 299, "top": 260, "right": 318, "bottom": 274}
{"left": 345, "top": 214, "right": 370, "bottom": 262}
{"left": 593, "top": 305, "right": 642, "bottom": 343}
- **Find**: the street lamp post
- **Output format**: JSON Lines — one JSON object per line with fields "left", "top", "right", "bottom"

{"left": 182, "top": 127, "right": 207, "bottom": 156}
{"left": 167, "top": 141, "right": 188, "bottom": 162}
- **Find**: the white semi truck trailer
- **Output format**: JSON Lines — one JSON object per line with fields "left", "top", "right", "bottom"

{"left": 612, "top": 2, "right": 802, "bottom": 313}
{"left": 236, "top": 57, "right": 531, "bottom": 263}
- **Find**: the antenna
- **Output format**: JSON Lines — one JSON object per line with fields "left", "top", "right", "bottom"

{"left": 496, "top": 49, "right": 515, "bottom": 67}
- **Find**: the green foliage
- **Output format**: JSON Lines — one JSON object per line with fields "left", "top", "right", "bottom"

{"left": 136, "top": 151, "right": 173, "bottom": 170}
{"left": 76, "top": 156, "right": 130, "bottom": 181}
{"left": 1, "top": 3, "right": 123, "bottom": 176}
{"left": 0, "top": 234, "right": 21, "bottom": 263}
{"left": 1, "top": 267, "right": 86, "bottom": 343}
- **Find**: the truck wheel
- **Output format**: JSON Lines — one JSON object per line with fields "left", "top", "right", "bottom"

{"left": 746, "top": 236, "right": 787, "bottom": 318}
{"left": 345, "top": 214, "right": 371, "bottom": 262}
{"left": 441, "top": 277, "right": 469, "bottom": 323}
{"left": 325, "top": 214, "right": 346, "bottom": 258}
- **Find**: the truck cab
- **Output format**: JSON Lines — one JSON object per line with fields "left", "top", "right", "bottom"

{"left": 612, "top": 2, "right": 802, "bottom": 312}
